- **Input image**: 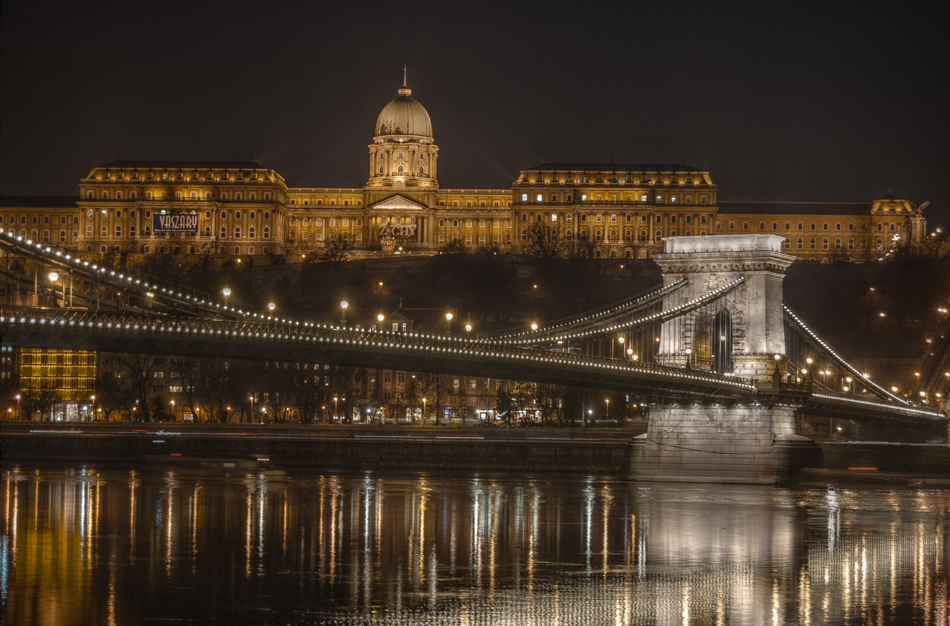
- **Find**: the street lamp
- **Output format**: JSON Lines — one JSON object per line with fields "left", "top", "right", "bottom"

{"left": 445, "top": 312, "right": 453, "bottom": 333}
{"left": 617, "top": 336, "right": 624, "bottom": 359}
{"left": 333, "top": 396, "right": 339, "bottom": 421}
{"left": 340, "top": 301, "right": 348, "bottom": 326}
{"left": 465, "top": 323, "right": 473, "bottom": 333}
{"left": 14, "top": 394, "right": 21, "bottom": 420}
{"left": 422, "top": 397, "right": 427, "bottom": 423}
{"left": 377, "top": 313, "right": 385, "bottom": 329}
{"left": 605, "top": 398, "right": 610, "bottom": 420}
{"left": 48, "top": 272, "right": 62, "bottom": 306}
{"left": 249, "top": 395, "right": 255, "bottom": 423}
{"left": 267, "top": 302, "right": 276, "bottom": 315}
{"left": 170, "top": 399, "right": 176, "bottom": 422}
{"left": 685, "top": 348, "right": 692, "bottom": 368}
{"left": 223, "top": 287, "right": 231, "bottom": 307}
{"left": 531, "top": 323, "right": 538, "bottom": 331}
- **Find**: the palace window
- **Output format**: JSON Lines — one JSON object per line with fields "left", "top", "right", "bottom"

{"left": 809, "top": 238, "right": 816, "bottom": 249}
{"left": 234, "top": 226, "right": 241, "bottom": 238}
{"left": 248, "top": 226, "right": 256, "bottom": 239}
{"left": 235, "top": 211, "right": 241, "bottom": 219}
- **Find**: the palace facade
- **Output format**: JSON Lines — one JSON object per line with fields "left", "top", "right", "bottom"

{"left": 0, "top": 78, "right": 930, "bottom": 262}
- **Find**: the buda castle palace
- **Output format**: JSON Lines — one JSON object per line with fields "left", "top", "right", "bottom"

{"left": 0, "top": 77, "right": 929, "bottom": 263}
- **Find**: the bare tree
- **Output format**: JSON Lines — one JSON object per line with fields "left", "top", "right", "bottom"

{"left": 319, "top": 236, "right": 353, "bottom": 262}
{"left": 124, "top": 354, "right": 164, "bottom": 422}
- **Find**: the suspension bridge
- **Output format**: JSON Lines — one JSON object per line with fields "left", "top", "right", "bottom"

{"left": 1, "top": 228, "right": 946, "bottom": 481}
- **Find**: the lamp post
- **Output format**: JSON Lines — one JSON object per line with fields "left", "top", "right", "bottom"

{"left": 445, "top": 312, "right": 453, "bottom": 333}
{"left": 685, "top": 348, "right": 692, "bottom": 369}
{"left": 333, "top": 396, "right": 339, "bottom": 422}
{"left": 170, "top": 399, "right": 176, "bottom": 422}
{"left": 616, "top": 336, "right": 624, "bottom": 359}
{"left": 422, "top": 397, "right": 427, "bottom": 424}
{"left": 90, "top": 394, "right": 96, "bottom": 422}
{"left": 605, "top": 398, "right": 610, "bottom": 420}
{"left": 340, "top": 301, "right": 348, "bottom": 326}
{"left": 48, "top": 271, "right": 61, "bottom": 307}
{"left": 249, "top": 395, "right": 255, "bottom": 423}
{"left": 267, "top": 302, "right": 276, "bottom": 316}
{"left": 15, "top": 394, "right": 21, "bottom": 420}
{"left": 377, "top": 313, "right": 385, "bottom": 330}
{"left": 223, "top": 287, "right": 231, "bottom": 308}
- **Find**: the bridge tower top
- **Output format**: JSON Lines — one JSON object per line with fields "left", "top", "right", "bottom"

{"left": 652, "top": 234, "right": 797, "bottom": 381}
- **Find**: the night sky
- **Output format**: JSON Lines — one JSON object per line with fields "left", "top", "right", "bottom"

{"left": 2, "top": 1, "right": 948, "bottom": 227}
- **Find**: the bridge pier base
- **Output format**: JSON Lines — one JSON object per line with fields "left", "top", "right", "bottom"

{"left": 628, "top": 403, "right": 821, "bottom": 484}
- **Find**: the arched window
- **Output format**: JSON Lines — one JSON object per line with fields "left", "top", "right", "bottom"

{"left": 797, "top": 238, "right": 803, "bottom": 249}
{"left": 520, "top": 229, "right": 527, "bottom": 241}
{"left": 235, "top": 211, "right": 241, "bottom": 219}
{"left": 713, "top": 309, "right": 733, "bottom": 374}
{"left": 234, "top": 226, "right": 241, "bottom": 238}
{"left": 809, "top": 238, "right": 816, "bottom": 249}
{"left": 397, "top": 165, "right": 404, "bottom": 174}
{"left": 249, "top": 226, "right": 256, "bottom": 239}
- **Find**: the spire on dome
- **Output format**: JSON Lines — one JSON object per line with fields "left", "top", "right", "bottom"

{"left": 398, "top": 65, "right": 412, "bottom": 97}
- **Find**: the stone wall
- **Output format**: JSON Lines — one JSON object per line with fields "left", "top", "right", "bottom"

{"left": 628, "top": 403, "right": 820, "bottom": 483}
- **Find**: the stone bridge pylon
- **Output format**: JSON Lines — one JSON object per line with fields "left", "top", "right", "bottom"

{"left": 629, "top": 234, "right": 820, "bottom": 483}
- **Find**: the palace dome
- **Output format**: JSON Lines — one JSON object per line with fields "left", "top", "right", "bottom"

{"left": 375, "top": 84, "right": 433, "bottom": 138}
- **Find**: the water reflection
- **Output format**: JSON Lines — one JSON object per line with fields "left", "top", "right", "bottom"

{"left": 1, "top": 467, "right": 947, "bottom": 625}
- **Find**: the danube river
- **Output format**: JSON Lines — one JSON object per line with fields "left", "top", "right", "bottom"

{"left": 1, "top": 466, "right": 948, "bottom": 625}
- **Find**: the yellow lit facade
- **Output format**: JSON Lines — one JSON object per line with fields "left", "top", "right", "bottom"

{"left": 17, "top": 348, "right": 97, "bottom": 420}
{"left": 0, "top": 79, "right": 929, "bottom": 262}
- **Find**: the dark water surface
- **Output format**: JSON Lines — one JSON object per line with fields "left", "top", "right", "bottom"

{"left": 1, "top": 465, "right": 948, "bottom": 625}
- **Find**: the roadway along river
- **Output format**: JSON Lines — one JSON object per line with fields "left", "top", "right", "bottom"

{"left": 2, "top": 465, "right": 948, "bottom": 625}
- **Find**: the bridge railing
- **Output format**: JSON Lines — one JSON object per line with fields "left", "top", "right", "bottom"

{"left": 1, "top": 306, "right": 758, "bottom": 393}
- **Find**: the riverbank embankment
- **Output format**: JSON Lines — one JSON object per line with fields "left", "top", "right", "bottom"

{"left": 3, "top": 423, "right": 949, "bottom": 484}
{"left": 1, "top": 422, "right": 638, "bottom": 474}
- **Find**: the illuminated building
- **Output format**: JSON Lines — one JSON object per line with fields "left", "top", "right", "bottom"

{"left": 17, "top": 348, "right": 97, "bottom": 420}
{"left": 0, "top": 78, "right": 930, "bottom": 261}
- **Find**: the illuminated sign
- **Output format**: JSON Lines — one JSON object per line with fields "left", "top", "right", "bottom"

{"left": 379, "top": 223, "right": 417, "bottom": 240}
{"left": 153, "top": 213, "right": 199, "bottom": 234}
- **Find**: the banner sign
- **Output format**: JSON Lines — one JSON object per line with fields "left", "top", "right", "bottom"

{"left": 379, "top": 223, "right": 417, "bottom": 240}
{"left": 153, "top": 213, "right": 199, "bottom": 234}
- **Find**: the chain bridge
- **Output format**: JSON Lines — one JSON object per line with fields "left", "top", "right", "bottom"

{"left": 2, "top": 229, "right": 946, "bottom": 481}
